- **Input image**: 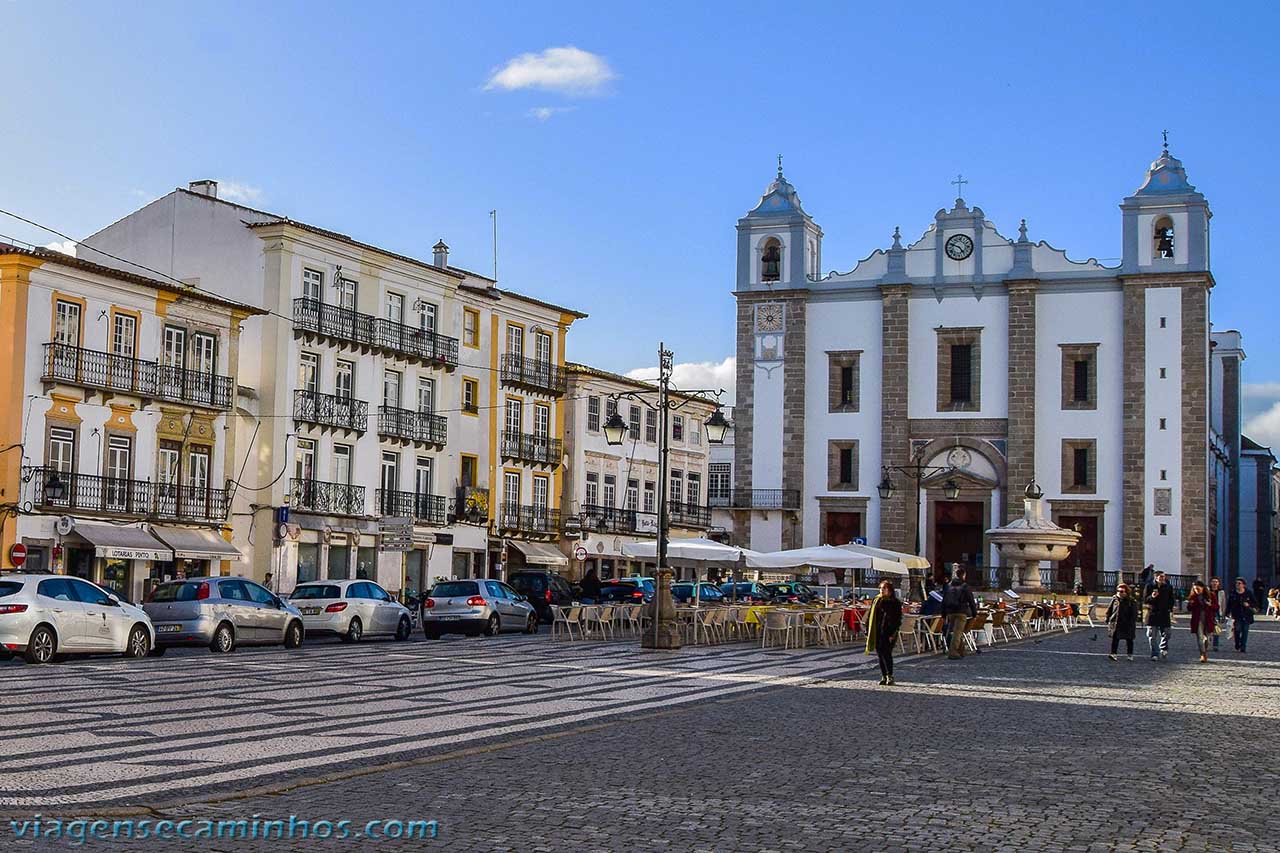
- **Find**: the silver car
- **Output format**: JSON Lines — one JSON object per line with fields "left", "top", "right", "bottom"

{"left": 143, "top": 576, "right": 304, "bottom": 654}
{"left": 290, "top": 579, "right": 414, "bottom": 643}
{"left": 422, "top": 579, "right": 538, "bottom": 639}
{"left": 0, "top": 573, "right": 155, "bottom": 664}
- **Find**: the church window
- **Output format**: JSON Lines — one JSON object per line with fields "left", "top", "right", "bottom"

{"left": 828, "top": 440, "right": 859, "bottom": 491}
{"left": 1159, "top": 317, "right": 1167, "bottom": 329}
{"left": 761, "top": 239, "right": 781, "bottom": 282}
{"left": 936, "top": 329, "right": 981, "bottom": 412}
{"left": 1160, "top": 469, "right": 1167, "bottom": 481}
{"left": 950, "top": 345, "right": 973, "bottom": 403}
{"left": 827, "top": 351, "right": 861, "bottom": 412}
{"left": 1061, "top": 439, "right": 1096, "bottom": 494}
{"left": 1159, "top": 524, "right": 1168, "bottom": 536}
{"left": 1060, "top": 344, "right": 1098, "bottom": 411}
{"left": 1072, "top": 449, "right": 1089, "bottom": 488}
{"left": 1073, "top": 360, "right": 1090, "bottom": 402}
{"left": 1159, "top": 418, "right": 1167, "bottom": 431}
{"left": 1159, "top": 367, "right": 1167, "bottom": 379}
{"left": 1154, "top": 216, "right": 1175, "bottom": 259}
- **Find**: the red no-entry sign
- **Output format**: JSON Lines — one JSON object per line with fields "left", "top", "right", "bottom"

{"left": 9, "top": 543, "right": 27, "bottom": 567}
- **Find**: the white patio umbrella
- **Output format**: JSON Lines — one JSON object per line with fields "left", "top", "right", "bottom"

{"left": 621, "top": 537, "right": 751, "bottom": 609}
{"left": 745, "top": 545, "right": 906, "bottom": 602}
{"left": 838, "top": 542, "right": 931, "bottom": 570}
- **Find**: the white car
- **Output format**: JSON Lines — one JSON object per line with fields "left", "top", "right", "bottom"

{"left": 0, "top": 573, "right": 155, "bottom": 664}
{"left": 289, "top": 579, "right": 414, "bottom": 643}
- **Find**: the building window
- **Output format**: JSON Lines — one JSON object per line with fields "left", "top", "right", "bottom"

{"left": 333, "top": 444, "right": 352, "bottom": 485}
{"left": 1154, "top": 216, "right": 1174, "bottom": 259}
{"left": 628, "top": 405, "right": 641, "bottom": 440}
{"left": 463, "top": 308, "right": 480, "bottom": 348}
{"left": 419, "top": 302, "right": 437, "bottom": 333}
{"left": 587, "top": 396, "right": 600, "bottom": 432}
{"left": 111, "top": 313, "right": 137, "bottom": 358}
{"left": 533, "top": 403, "right": 550, "bottom": 438}
{"left": 1061, "top": 439, "right": 1097, "bottom": 494}
{"left": 1159, "top": 367, "right": 1167, "bottom": 379}
{"left": 335, "top": 360, "right": 354, "bottom": 400}
{"left": 669, "top": 470, "right": 684, "bottom": 505}
{"left": 460, "top": 454, "right": 478, "bottom": 488}
{"left": 381, "top": 451, "right": 400, "bottom": 496}
{"left": 708, "top": 463, "right": 731, "bottom": 504}
{"left": 505, "top": 398, "right": 522, "bottom": 434}
{"left": 506, "top": 324, "right": 523, "bottom": 358}
{"left": 643, "top": 480, "right": 656, "bottom": 513}
{"left": 625, "top": 479, "right": 639, "bottom": 512}
{"left": 605, "top": 398, "right": 617, "bottom": 423}
{"left": 104, "top": 435, "right": 132, "bottom": 510}
{"left": 417, "top": 377, "right": 435, "bottom": 414}
{"left": 672, "top": 415, "right": 685, "bottom": 443}
{"left": 532, "top": 475, "right": 549, "bottom": 511}
{"left": 462, "top": 378, "right": 479, "bottom": 414}
{"left": 299, "top": 352, "right": 319, "bottom": 395}
{"left": 534, "top": 331, "right": 552, "bottom": 365}
{"left": 1159, "top": 523, "right": 1168, "bottom": 536}
{"left": 48, "top": 427, "right": 76, "bottom": 473}
{"left": 1060, "top": 344, "right": 1098, "bottom": 410}
{"left": 1159, "top": 316, "right": 1167, "bottom": 329}
{"left": 645, "top": 409, "right": 658, "bottom": 443}
{"left": 386, "top": 293, "right": 404, "bottom": 325}
{"left": 585, "top": 472, "right": 598, "bottom": 506}
{"left": 827, "top": 440, "right": 859, "bottom": 491}
{"left": 828, "top": 351, "right": 861, "bottom": 412}
{"left": 295, "top": 438, "right": 316, "bottom": 482}
{"left": 936, "top": 328, "right": 981, "bottom": 412}
{"left": 383, "top": 369, "right": 401, "bottom": 408}
{"left": 761, "top": 238, "right": 781, "bottom": 282}
{"left": 54, "top": 299, "right": 83, "bottom": 346}
{"left": 691, "top": 420, "right": 701, "bottom": 446}
{"left": 1160, "top": 469, "right": 1167, "bottom": 481}
{"left": 503, "top": 471, "right": 521, "bottom": 512}
{"left": 686, "top": 472, "right": 701, "bottom": 506}
{"left": 603, "top": 474, "right": 616, "bottom": 508}
{"left": 1159, "top": 418, "right": 1167, "bottom": 430}
{"left": 302, "top": 268, "right": 324, "bottom": 302}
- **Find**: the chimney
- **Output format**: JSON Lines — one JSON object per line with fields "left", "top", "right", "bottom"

{"left": 432, "top": 239, "right": 449, "bottom": 269}
{"left": 188, "top": 179, "right": 219, "bottom": 199}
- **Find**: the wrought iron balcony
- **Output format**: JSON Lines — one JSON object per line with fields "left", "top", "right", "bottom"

{"left": 42, "top": 343, "right": 233, "bottom": 410}
{"left": 377, "top": 405, "right": 447, "bottom": 446}
{"left": 23, "top": 466, "right": 229, "bottom": 523}
{"left": 708, "top": 488, "right": 800, "bottom": 510}
{"left": 290, "top": 478, "right": 366, "bottom": 516}
{"left": 669, "top": 501, "right": 712, "bottom": 528}
{"left": 499, "top": 354, "right": 566, "bottom": 395}
{"left": 500, "top": 431, "right": 562, "bottom": 467}
{"left": 579, "top": 504, "right": 661, "bottom": 536}
{"left": 293, "top": 390, "right": 368, "bottom": 433}
{"left": 293, "top": 298, "right": 459, "bottom": 368}
{"left": 375, "top": 489, "right": 447, "bottom": 526}
{"left": 498, "top": 504, "right": 561, "bottom": 536}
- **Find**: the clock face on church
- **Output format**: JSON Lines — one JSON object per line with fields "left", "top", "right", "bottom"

{"left": 755, "top": 303, "right": 784, "bottom": 332}
{"left": 945, "top": 233, "right": 974, "bottom": 261}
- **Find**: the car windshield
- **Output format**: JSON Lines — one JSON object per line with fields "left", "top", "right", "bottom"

{"left": 0, "top": 581, "right": 22, "bottom": 598}
{"left": 510, "top": 575, "right": 544, "bottom": 592}
{"left": 291, "top": 585, "right": 341, "bottom": 600}
{"left": 432, "top": 581, "right": 480, "bottom": 598}
{"left": 150, "top": 582, "right": 204, "bottom": 602}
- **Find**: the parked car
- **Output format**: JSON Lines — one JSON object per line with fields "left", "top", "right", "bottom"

{"left": 507, "top": 570, "right": 576, "bottom": 623}
{"left": 143, "top": 576, "right": 304, "bottom": 654}
{"left": 618, "top": 576, "right": 657, "bottom": 601}
{"left": 290, "top": 580, "right": 413, "bottom": 642}
{"left": 671, "top": 582, "right": 726, "bottom": 604}
{"left": 718, "top": 582, "right": 775, "bottom": 603}
{"left": 421, "top": 579, "right": 538, "bottom": 639}
{"left": 765, "top": 582, "right": 818, "bottom": 604}
{"left": 598, "top": 580, "right": 649, "bottom": 604}
{"left": 0, "top": 574, "right": 155, "bottom": 664}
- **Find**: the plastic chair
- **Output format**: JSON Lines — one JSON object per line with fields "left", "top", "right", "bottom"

{"left": 922, "top": 616, "right": 948, "bottom": 652}
{"left": 760, "top": 610, "right": 795, "bottom": 649}
{"left": 551, "top": 605, "right": 581, "bottom": 641}
{"left": 989, "top": 609, "right": 1012, "bottom": 644}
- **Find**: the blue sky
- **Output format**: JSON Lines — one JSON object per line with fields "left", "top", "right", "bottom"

{"left": 3, "top": 2, "right": 1280, "bottom": 432}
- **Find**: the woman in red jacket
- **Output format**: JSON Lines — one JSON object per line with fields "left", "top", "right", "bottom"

{"left": 1187, "top": 579, "right": 1218, "bottom": 664}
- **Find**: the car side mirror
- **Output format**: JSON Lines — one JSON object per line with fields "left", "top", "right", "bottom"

{"left": 273, "top": 596, "right": 285, "bottom": 608}
{"left": 104, "top": 595, "right": 120, "bottom": 606}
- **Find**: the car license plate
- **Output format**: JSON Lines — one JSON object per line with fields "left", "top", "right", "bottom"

{"left": 156, "top": 624, "right": 181, "bottom": 633}
{"left": 300, "top": 607, "right": 321, "bottom": 616}
{"left": 436, "top": 615, "right": 459, "bottom": 620}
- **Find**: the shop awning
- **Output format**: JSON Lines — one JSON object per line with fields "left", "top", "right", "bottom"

{"left": 510, "top": 541, "right": 567, "bottom": 567}
{"left": 72, "top": 523, "right": 170, "bottom": 561}
{"left": 150, "top": 526, "right": 244, "bottom": 562}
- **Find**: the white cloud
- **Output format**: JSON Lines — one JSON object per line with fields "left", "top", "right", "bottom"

{"left": 44, "top": 240, "right": 76, "bottom": 257}
{"left": 527, "top": 105, "right": 576, "bottom": 121}
{"left": 626, "top": 357, "right": 735, "bottom": 406}
{"left": 1245, "top": 402, "right": 1280, "bottom": 449}
{"left": 485, "top": 46, "right": 617, "bottom": 96}
{"left": 218, "top": 181, "right": 264, "bottom": 204}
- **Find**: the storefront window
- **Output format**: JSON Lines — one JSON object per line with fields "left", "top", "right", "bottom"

{"left": 327, "top": 545, "right": 350, "bottom": 580}
{"left": 356, "top": 547, "right": 376, "bottom": 580}
{"left": 407, "top": 550, "right": 427, "bottom": 602}
{"left": 67, "top": 548, "right": 95, "bottom": 581}
{"left": 297, "top": 544, "right": 319, "bottom": 584}
{"left": 103, "top": 559, "right": 129, "bottom": 599}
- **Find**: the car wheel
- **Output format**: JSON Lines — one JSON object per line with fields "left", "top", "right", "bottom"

{"left": 395, "top": 616, "right": 411, "bottom": 641}
{"left": 341, "top": 617, "right": 362, "bottom": 644}
{"left": 123, "top": 625, "right": 150, "bottom": 659}
{"left": 484, "top": 614, "right": 501, "bottom": 637}
{"left": 209, "top": 622, "right": 236, "bottom": 654}
{"left": 24, "top": 626, "right": 56, "bottom": 665}
{"left": 284, "top": 621, "right": 304, "bottom": 649}
{"left": 525, "top": 612, "right": 539, "bottom": 635}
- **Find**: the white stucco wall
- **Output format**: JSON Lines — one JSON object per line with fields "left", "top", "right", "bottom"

{"left": 907, "top": 293, "right": 1009, "bottom": 420}
{"left": 1144, "top": 286, "right": 1183, "bottom": 571}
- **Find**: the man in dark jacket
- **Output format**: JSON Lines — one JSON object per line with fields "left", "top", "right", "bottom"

{"left": 1144, "top": 570, "right": 1175, "bottom": 661}
{"left": 942, "top": 566, "right": 978, "bottom": 660}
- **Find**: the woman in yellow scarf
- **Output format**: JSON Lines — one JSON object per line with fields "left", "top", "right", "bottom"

{"left": 865, "top": 580, "right": 904, "bottom": 685}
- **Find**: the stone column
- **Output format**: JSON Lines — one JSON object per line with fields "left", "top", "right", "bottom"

{"left": 1006, "top": 280, "right": 1038, "bottom": 522}
{"left": 1181, "top": 282, "right": 1210, "bottom": 572}
{"left": 1121, "top": 280, "right": 1146, "bottom": 570}
{"left": 879, "top": 284, "right": 912, "bottom": 554}
{"left": 732, "top": 298, "right": 755, "bottom": 547}
{"left": 1221, "top": 351, "right": 1241, "bottom": 576}
{"left": 781, "top": 297, "right": 806, "bottom": 549}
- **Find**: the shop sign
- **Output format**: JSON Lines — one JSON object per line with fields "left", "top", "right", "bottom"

{"left": 379, "top": 518, "right": 413, "bottom": 552}
{"left": 98, "top": 546, "right": 169, "bottom": 561}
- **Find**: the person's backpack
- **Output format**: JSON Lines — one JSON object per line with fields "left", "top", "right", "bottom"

{"left": 943, "top": 582, "right": 967, "bottom": 612}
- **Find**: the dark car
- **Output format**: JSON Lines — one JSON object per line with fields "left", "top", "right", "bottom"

{"left": 671, "top": 582, "right": 726, "bottom": 604}
{"left": 718, "top": 582, "right": 775, "bottom": 603}
{"left": 598, "top": 581, "right": 648, "bottom": 604}
{"left": 507, "top": 571, "right": 576, "bottom": 623}
{"left": 765, "top": 582, "right": 818, "bottom": 604}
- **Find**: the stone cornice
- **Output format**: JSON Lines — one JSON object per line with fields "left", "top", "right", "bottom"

{"left": 1118, "top": 271, "right": 1215, "bottom": 290}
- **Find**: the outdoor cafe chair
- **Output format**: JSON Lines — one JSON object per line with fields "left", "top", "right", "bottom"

{"left": 988, "top": 609, "right": 1012, "bottom": 644}
{"left": 760, "top": 609, "right": 796, "bottom": 650}
{"left": 551, "top": 605, "right": 582, "bottom": 641}
{"left": 621, "top": 604, "right": 643, "bottom": 637}
{"left": 922, "top": 616, "right": 948, "bottom": 653}
{"left": 578, "top": 605, "right": 604, "bottom": 639}
{"left": 731, "top": 607, "right": 758, "bottom": 641}
{"left": 898, "top": 614, "right": 923, "bottom": 654}
{"left": 1049, "top": 602, "right": 1073, "bottom": 633}
{"left": 963, "top": 612, "right": 989, "bottom": 652}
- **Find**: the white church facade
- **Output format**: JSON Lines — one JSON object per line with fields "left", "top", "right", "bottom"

{"left": 731, "top": 144, "right": 1269, "bottom": 587}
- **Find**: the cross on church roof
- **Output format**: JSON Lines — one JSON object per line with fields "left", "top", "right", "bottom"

{"left": 777, "top": 153, "right": 784, "bottom": 178}
{"left": 1162, "top": 128, "right": 1169, "bottom": 155}
{"left": 951, "top": 173, "right": 968, "bottom": 199}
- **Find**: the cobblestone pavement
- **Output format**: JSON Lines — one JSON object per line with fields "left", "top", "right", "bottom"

{"left": 5, "top": 621, "right": 1280, "bottom": 851}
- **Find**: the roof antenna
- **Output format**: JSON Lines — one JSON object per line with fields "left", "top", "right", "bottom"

{"left": 489, "top": 209, "right": 498, "bottom": 281}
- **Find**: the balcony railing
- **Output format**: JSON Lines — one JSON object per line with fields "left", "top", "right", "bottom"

{"left": 579, "top": 504, "right": 662, "bottom": 536}
{"left": 500, "top": 431, "right": 562, "bottom": 467}
{"left": 499, "top": 504, "right": 561, "bottom": 536}
{"left": 708, "top": 488, "right": 800, "bottom": 510}
{"left": 375, "top": 489, "right": 447, "bottom": 526}
{"left": 23, "top": 466, "right": 229, "bottom": 523}
{"left": 293, "top": 298, "right": 459, "bottom": 368}
{"left": 499, "top": 354, "right": 566, "bottom": 395}
{"left": 290, "top": 478, "right": 366, "bottom": 516}
{"left": 42, "top": 343, "right": 233, "bottom": 410}
{"left": 669, "top": 501, "right": 712, "bottom": 528}
{"left": 293, "top": 390, "right": 369, "bottom": 433}
{"left": 377, "top": 405, "right": 447, "bottom": 446}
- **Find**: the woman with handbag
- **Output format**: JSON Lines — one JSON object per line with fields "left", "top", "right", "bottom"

{"left": 1228, "top": 577, "right": 1256, "bottom": 653}
{"left": 1104, "top": 583, "right": 1138, "bottom": 661}
{"left": 865, "top": 580, "right": 903, "bottom": 686}
{"left": 1187, "top": 580, "right": 1217, "bottom": 663}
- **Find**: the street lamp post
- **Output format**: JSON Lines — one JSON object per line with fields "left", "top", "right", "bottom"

{"left": 876, "top": 450, "right": 961, "bottom": 597}
{"left": 602, "top": 342, "right": 729, "bottom": 650}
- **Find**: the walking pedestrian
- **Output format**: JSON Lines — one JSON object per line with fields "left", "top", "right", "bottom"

{"left": 942, "top": 567, "right": 977, "bottom": 660}
{"left": 1209, "top": 577, "right": 1227, "bottom": 652}
{"left": 1253, "top": 578, "right": 1267, "bottom": 618}
{"left": 1227, "top": 577, "right": 1256, "bottom": 653}
{"left": 1105, "top": 583, "right": 1138, "bottom": 661}
{"left": 1187, "top": 580, "right": 1217, "bottom": 663}
{"left": 865, "top": 580, "right": 903, "bottom": 685}
{"left": 1145, "top": 570, "right": 1174, "bottom": 661}
{"left": 579, "top": 568, "right": 602, "bottom": 604}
